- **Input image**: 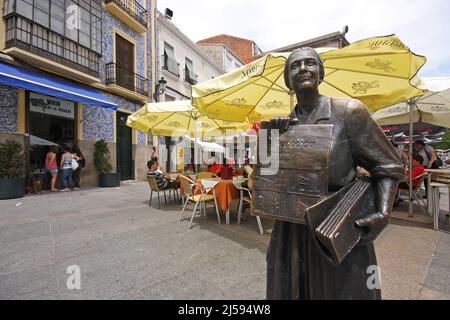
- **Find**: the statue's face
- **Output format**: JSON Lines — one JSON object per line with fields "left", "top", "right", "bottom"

{"left": 287, "top": 50, "right": 321, "bottom": 92}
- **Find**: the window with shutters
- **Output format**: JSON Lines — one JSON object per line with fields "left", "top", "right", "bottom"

{"left": 163, "top": 42, "right": 179, "bottom": 77}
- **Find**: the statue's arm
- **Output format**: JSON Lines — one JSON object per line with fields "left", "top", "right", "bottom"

{"left": 345, "top": 99, "right": 405, "bottom": 244}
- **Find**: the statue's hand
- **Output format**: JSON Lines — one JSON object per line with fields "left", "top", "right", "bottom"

{"left": 270, "top": 116, "right": 291, "bottom": 134}
{"left": 355, "top": 212, "right": 389, "bottom": 245}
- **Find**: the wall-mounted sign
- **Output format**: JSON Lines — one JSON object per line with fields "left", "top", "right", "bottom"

{"left": 29, "top": 92, "right": 75, "bottom": 119}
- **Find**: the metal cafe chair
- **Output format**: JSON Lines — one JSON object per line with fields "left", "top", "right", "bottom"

{"left": 178, "top": 175, "right": 221, "bottom": 229}
{"left": 397, "top": 173, "right": 428, "bottom": 215}
{"left": 237, "top": 185, "right": 264, "bottom": 235}
{"left": 147, "top": 175, "right": 178, "bottom": 209}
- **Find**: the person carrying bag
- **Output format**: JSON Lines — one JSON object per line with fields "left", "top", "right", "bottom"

{"left": 71, "top": 145, "right": 84, "bottom": 189}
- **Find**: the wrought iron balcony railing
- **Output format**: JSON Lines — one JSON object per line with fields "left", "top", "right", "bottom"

{"left": 105, "top": 62, "right": 149, "bottom": 96}
{"left": 184, "top": 68, "right": 198, "bottom": 85}
{"left": 4, "top": 15, "right": 100, "bottom": 78}
{"left": 105, "top": 0, "right": 148, "bottom": 28}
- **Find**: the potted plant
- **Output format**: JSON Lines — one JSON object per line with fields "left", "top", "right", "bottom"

{"left": 0, "top": 140, "right": 25, "bottom": 199}
{"left": 94, "top": 139, "right": 120, "bottom": 187}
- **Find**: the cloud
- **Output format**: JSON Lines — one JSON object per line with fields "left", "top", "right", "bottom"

{"left": 157, "top": 0, "right": 450, "bottom": 76}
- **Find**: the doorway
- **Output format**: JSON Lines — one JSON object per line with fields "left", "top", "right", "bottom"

{"left": 115, "top": 34, "right": 135, "bottom": 91}
{"left": 116, "top": 111, "right": 133, "bottom": 181}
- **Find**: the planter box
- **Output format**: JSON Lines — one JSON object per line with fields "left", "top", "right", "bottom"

{"left": 0, "top": 177, "right": 25, "bottom": 200}
{"left": 98, "top": 173, "right": 121, "bottom": 187}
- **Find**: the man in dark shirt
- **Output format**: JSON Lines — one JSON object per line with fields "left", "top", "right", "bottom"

{"left": 146, "top": 158, "right": 179, "bottom": 190}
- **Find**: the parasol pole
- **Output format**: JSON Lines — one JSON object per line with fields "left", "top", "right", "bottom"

{"left": 194, "top": 119, "right": 199, "bottom": 173}
{"left": 408, "top": 99, "right": 415, "bottom": 217}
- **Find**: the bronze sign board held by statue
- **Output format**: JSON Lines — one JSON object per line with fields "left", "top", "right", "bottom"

{"left": 252, "top": 123, "right": 333, "bottom": 225}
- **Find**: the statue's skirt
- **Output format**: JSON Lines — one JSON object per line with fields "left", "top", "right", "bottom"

{"left": 266, "top": 221, "right": 381, "bottom": 300}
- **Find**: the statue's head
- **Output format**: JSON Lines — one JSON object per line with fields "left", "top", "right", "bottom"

{"left": 284, "top": 48, "right": 324, "bottom": 93}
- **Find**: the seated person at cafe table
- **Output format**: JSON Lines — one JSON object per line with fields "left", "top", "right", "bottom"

{"left": 394, "top": 154, "right": 425, "bottom": 206}
{"left": 205, "top": 152, "right": 222, "bottom": 176}
{"left": 146, "top": 158, "right": 179, "bottom": 190}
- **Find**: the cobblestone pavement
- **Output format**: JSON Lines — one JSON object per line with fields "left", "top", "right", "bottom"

{"left": 0, "top": 182, "right": 449, "bottom": 300}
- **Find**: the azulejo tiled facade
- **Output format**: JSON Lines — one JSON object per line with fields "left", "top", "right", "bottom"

{"left": 82, "top": 93, "right": 147, "bottom": 144}
{"left": 137, "top": 131, "right": 147, "bottom": 145}
{"left": 100, "top": 10, "right": 146, "bottom": 84}
{"left": 0, "top": 85, "right": 18, "bottom": 133}
{"left": 82, "top": 105, "right": 115, "bottom": 142}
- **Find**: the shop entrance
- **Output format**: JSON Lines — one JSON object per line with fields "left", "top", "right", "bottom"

{"left": 27, "top": 92, "right": 76, "bottom": 188}
{"left": 116, "top": 111, "right": 133, "bottom": 181}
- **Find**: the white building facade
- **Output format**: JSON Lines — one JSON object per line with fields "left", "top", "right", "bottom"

{"left": 155, "top": 10, "right": 225, "bottom": 102}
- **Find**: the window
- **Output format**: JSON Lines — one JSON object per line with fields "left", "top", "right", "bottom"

{"left": 253, "top": 43, "right": 262, "bottom": 56}
{"left": 185, "top": 57, "right": 194, "bottom": 75}
{"left": 34, "top": 0, "right": 49, "bottom": 28}
{"left": 7, "top": 0, "right": 102, "bottom": 54}
{"left": 164, "top": 43, "right": 178, "bottom": 76}
{"left": 50, "top": 2, "right": 65, "bottom": 35}
{"left": 226, "top": 56, "right": 233, "bottom": 72}
{"left": 3, "top": 0, "right": 15, "bottom": 15}
{"left": 15, "top": 16, "right": 32, "bottom": 44}
{"left": 15, "top": 0, "right": 33, "bottom": 20}
{"left": 4, "top": 0, "right": 102, "bottom": 75}
{"left": 49, "top": 32, "right": 63, "bottom": 56}
{"left": 32, "top": 24, "right": 48, "bottom": 50}
{"left": 90, "top": 14, "right": 101, "bottom": 53}
{"left": 78, "top": 7, "right": 90, "bottom": 48}
{"left": 184, "top": 57, "right": 197, "bottom": 84}
{"left": 165, "top": 94, "right": 176, "bottom": 102}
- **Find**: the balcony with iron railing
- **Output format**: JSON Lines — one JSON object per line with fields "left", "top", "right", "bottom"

{"left": 3, "top": 15, "right": 100, "bottom": 82}
{"left": 162, "top": 54, "right": 180, "bottom": 77}
{"left": 104, "top": 0, "right": 148, "bottom": 33}
{"left": 184, "top": 68, "right": 198, "bottom": 85}
{"left": 105, "top": 62, "right": 149, "bottom": 100}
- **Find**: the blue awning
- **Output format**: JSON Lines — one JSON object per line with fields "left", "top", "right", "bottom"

{"left": 0, "top": 61, "right": 118, "bottom": 110}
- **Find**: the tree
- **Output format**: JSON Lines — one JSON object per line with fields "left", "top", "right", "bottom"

{"left": 432, "top": 129, "right": 450, "bottom": 150}
{"left": 93, "top": 139, "right": 112, "bottom": 174}
{"left": 0, "top": 140, "right": 25, "bottom": 179}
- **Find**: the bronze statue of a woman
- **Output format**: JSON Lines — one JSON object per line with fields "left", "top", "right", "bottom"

{"left": 261, "top": 48, "right": 404, "bottom": 300}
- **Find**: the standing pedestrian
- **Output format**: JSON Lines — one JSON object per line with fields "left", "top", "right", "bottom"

{"left": 71, "top": 144, "right": 84, "bottom": 189}
{"left": 413, "top": 140, "right": 437, "bottom": 169}
{"left": 60, "top": 147, "right": 78, "bottom": 192}
{"left": 150, "top": 146, "right": 159, "bottom": 165}
{"left": 44, "top": 146, "right": 59, "bottom": 191}
{"left": 413, "top": 140, "right": 438, "bottom": 198}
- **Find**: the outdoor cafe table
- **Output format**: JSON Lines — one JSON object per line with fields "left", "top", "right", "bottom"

{"left": 425, "top": 169, "right": 450, "bottom": 213}
{"left": 198, "top": 178, "right": 245, "bottom": 224}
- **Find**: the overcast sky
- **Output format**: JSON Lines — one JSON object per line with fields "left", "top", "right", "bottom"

{"left": 157, "top": 0, "right": 450, "bottom": 77}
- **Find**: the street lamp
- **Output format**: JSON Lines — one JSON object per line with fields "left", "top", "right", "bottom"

{"left": 152, "top": 77, "right": 171, "bottom": 170}
{"left": 153, "top": 77, "right": 167, "bottom": 102}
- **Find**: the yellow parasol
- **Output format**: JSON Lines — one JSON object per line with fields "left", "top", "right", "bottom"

{"left": 126, "top": 100, "right": 252, "bottom": 171}
{"left": 126, "top": 100, "right": 252, "bottom": 137}
{"left": 192, "top": 35, "right": 426, "bottom": 123}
